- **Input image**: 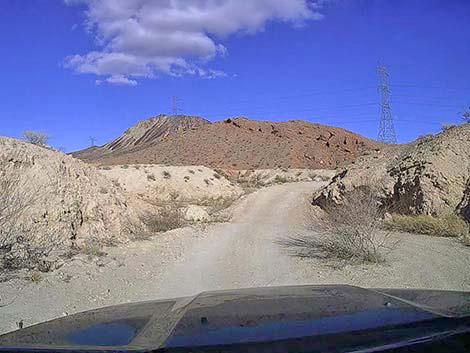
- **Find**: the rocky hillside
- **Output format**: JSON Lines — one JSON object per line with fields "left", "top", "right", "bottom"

{"left": 0, "top": 137, "right": 150, "bottom": 260}
{"left": 314, "top": 124, "right": 470, "bottom": 221}
{"left": 72, "top": 114, "right": 210, "bottom": 161}
{"left": 75, "top": 116, "right": 382, "bottom": 169}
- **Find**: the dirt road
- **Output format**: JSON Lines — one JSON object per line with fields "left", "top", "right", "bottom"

{"left": 156, "top": 182, "right": 316, "bottom": 298}
{"left": 1, "top": 181, "right": 470, "bottom": 334}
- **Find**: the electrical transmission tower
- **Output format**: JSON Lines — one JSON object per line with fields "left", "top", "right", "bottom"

{"left": 172, "top": 96, "right": 182, "bottom": 115}
{"left": 377, "top": 64, "right": 397, "bottom": 143}
{"left": 89, "top": 136, "right": 97, "bottom": 147}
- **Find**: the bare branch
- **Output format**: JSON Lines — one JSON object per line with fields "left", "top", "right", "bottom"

{"left": 22, "top": 130, "right": 50, "bottom": 146}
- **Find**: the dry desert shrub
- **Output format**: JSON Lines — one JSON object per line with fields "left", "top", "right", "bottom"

{"left": 440, "top": 123, "right": 457, "bottom": 132}
{"left": 281, "top": 187, "right": 397, "bottom": 263}
{"left": 81, "top": 237, "right": 107, "bottom": 259}
{"left": 195, "top": 195, "right": 239, "bottom": 215}
{"left": 235, "top": 173, "right": 266, "bottom": 192}
{"left": 274, "top": 175, "right": 289, "bottom": 184}
{"left": 0, "top": 172, "right": 61, "bottom": 271}
{"left": 385, "top": 213, "right": 469, "bottom": 238}
{"left": 22, "top": 130, "right": 49, "bottom": 146}
{"left": 142, "top": 204, "right": 186, "bottom": 233}
{"left": 462, "top": 108, "right": 470, "bottom": 123}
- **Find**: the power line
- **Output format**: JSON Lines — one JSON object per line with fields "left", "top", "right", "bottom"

{"left": 390, "top": 101, "right": 462, "bottom": 108}
{"left": 199, "top": 102, "right": 379, "bottom": 118}
{"left": 377, "top": 64, "right": 397, "bottom": 144}
{"left": 187, "top": 86, "right": 377, "bottom": 109}
{"left": 391, "top": 84, "right": 470, "bottom": 91}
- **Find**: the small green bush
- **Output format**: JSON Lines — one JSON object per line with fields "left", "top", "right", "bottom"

{"left": 386, "top": 213, "right": 469, "bottom": 238}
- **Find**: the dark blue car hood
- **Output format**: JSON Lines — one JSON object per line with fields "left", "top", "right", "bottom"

{"left": 0, "top": 285, "right": 469, "bottom": 352}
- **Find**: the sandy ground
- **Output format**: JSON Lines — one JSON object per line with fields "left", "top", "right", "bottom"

{"left": 1, "top": 181, "right": 470, "bottom": 334}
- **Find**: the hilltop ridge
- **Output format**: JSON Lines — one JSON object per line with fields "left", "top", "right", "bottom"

{"left": 73, "top": 115, "right": 382, "bottom": 169}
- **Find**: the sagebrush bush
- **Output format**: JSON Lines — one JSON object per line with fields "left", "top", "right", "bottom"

{"left": 274, "top": 175, "right": 288, "bottom": 184}
{"left": 143, "top": 205, "right": 186, "bottom": 233}
{"left": 386, "top": 213, "right": 469, "bottom": 238}
{"left": 0, "top": 172, "right": 60, "bottom": 271}
{"left": 281, "top": 187, "right": 397, "bottom": 263}
{"left": 22, "top": 130, "right": 49, "bottom": 146}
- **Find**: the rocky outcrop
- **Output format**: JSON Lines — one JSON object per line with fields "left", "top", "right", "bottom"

{"left": 314, "top": 124, "right": 470, "bottom": 219}
{"left": 457, "top": 180, "right": 470, "bottom": 222}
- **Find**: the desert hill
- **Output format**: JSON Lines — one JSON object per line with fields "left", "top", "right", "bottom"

{"left": 74, "top": 116, "right": 382, "bottom": 169}
{"left": 314, "top": 123, "right": 470, "bottom": 222}
{"left": 0, "top": 137, "right": 150, "bottom": 269}
{"left": 72, "top": 114, "right": 210, "bottom": 161}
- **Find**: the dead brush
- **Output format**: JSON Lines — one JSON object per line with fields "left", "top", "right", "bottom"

{"left": 280, "top": 187, "right": 398, "bottom": 264}
{"left": 0, "top": 170, "right": 63, "bottom": 271}
{"left": 142, "top": 204, "right": 186, "bottom": 233}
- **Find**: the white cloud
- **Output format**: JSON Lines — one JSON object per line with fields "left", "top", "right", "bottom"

{"left": 96, "top": 75, "right": 138, "bottom": 86}
{"left": 64, "top": 0, "right": 325, "bottom": 85}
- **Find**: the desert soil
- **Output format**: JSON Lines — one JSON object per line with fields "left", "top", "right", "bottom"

{"left": 1, "top": 181, "right": 470, "bottom": 334}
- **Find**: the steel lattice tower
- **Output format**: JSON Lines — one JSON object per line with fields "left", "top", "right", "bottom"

{"left": 377, "top": 64, "right": 397, "bottom": 143}
{"left": 172, "top": 96, "right": 181, "bottom": 115}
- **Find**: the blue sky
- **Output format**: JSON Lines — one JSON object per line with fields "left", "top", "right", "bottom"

{"left": 1, "top": 0, "right": 469, "bottom": 152}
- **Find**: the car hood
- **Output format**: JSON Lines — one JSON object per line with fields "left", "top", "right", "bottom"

{"left": 0, "top": 284, "right": 469, "bottom": 352}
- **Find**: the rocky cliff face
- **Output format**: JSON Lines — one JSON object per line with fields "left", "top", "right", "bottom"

{"left": 314, "top": 124, "right": 470, "bottom": 221}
